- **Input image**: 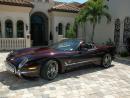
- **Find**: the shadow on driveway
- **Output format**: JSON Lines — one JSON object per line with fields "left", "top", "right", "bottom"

{"left": 114, "top": 58, "right": 130, "bottom": 66}
{"left": 0, "top": 64, "right": 114, "bottom": 90}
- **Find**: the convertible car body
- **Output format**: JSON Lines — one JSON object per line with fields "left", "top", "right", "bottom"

{"left": 5, "top": 39, "right": 116, "bottom": 80}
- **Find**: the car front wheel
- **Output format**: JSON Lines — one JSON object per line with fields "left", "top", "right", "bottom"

{"left": 40, "top": 60, "right": 58, "bottom": 80}
{"left": 102, "top": 54, "right": 112, "bottom": 68}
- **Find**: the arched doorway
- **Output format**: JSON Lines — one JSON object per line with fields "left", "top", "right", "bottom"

{"left": 31, "top": 12, "right": 48, "bottom": 46}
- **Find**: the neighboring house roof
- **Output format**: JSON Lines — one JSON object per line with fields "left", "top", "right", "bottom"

{"left": 0, "top": 0, "right": 33, "bottom": 7}
{"left": 69, "top": 2, "right": 81, "bottom": 7}
{"left": 49, "top": 3, "right": 80, "bottom": 13}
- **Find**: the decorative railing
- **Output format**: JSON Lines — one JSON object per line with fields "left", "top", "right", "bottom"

{"left": 0, "top": 38, "right": 31, "bottom": 50}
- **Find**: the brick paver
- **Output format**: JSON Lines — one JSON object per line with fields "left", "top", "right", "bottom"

{"left": 0, "top": 52, "right": 130, "bottom": 98}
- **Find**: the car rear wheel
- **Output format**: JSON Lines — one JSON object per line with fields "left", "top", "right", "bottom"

{"left": 101, "top": 54, "right": 112, "bottom": 68}
{"left": 40, "top": 60, "right": 58, "bottom": 80}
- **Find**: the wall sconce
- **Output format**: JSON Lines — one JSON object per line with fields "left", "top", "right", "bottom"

{"left": 26, "top": 24, "right": 29, "bottom": 31}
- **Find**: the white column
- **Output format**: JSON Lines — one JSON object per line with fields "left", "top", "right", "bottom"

{"left": 119, "top": 18, "right": 126, "bottom": 52}
{"left": 26, "top": 34, "right": 31, "bottom": 48}
{"left": 25, "top": 20, "right": 30, "bottom": 37}
{"left": 2, "top": 20, "right": 5, "bottom": 38}
{"left": 24, "top": 23, "right": 27, "bottom": 38}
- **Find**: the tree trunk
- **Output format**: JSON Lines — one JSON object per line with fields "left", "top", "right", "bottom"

{"left": 91, "top": 23, "right": 96, "bottom": 43}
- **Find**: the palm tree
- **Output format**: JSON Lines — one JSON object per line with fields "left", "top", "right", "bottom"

{"left": 75, "top": 0, "right": 111, "bottom": 42}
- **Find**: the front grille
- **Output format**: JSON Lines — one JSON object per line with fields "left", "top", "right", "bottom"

{"left": 6, "top": 61, "right": 16, "bottom": 73}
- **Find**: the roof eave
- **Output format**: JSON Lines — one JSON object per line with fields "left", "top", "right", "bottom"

{"left": 48, "top": 9, "right": 79, "bottom": 13}
{"left": 0, "top": 1, "right": 33, "bottom": 8}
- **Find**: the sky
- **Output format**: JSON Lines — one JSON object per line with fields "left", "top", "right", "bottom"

{"left": 55, "top": 0, "right": 87, "bottom": 3}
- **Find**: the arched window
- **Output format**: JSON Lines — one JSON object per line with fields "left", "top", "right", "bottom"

{"left": 114, "top": 19, "right": 120, "bottom": 47}
{"left": 123, "top": 17, "right": 130, "bottom": 45}
{"left": 5, "top": 19, "right": 13, "bottom": 38}
{"left": 0, "top": 21, "right": 1, "bottom": 37}
{"left": 17, "top": 20, "right": 24, "bottom": 38}
{"left": 66, "top": 23, "right": 70, "bottom": 33}
{"left": 58, "top": 23, "right": 63, "bottom": 35}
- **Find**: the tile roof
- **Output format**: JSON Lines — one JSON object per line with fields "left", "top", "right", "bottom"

{"left": 54, "top": 1, "right": 65, "bottom": 5}
{"left": 0, "top": 0, "right": 33, "bottom": 7}
{"left": 49, "top": 3, "right": 80, "bottom": 13}
{"left": 69, "top": 2, "right": 81, "bottom": 7}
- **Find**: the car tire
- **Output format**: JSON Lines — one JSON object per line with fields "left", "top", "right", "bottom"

{"left": 40, "top": 60, "right": 59, "bottom": 80}
{"left": 101, "top": 54, "right": 112, "bottom": 68}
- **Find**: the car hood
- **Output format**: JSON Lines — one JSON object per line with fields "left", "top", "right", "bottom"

{"left": 14, "top": 47, "right": 56, "bottom": 58}
{"left": 7, "top": 47, "right": 59, "bottom": 67}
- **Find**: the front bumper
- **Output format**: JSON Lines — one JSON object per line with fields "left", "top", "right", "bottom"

{"left": 5, "top": 61, "right": 39, "bottom": 77}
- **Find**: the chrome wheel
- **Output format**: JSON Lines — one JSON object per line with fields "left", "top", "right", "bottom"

{"left": 102, "top": 54, "right": 112, "bottom": 68}
{"left": 47, "top": 61, "right": 58, "bottom": 80}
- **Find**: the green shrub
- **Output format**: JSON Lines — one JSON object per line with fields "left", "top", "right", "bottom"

{"left": 65, "top": 25, "right": 76, "bottom": 38}
{"left": 106, "top": 38, "right": 115, "bottom": 46}
{"left": 120, "top": 51, "right": 129, "bottom": 57}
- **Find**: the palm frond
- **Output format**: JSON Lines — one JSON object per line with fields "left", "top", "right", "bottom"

{"left": 102, "top": 11, "right": 111, "bottom": 23}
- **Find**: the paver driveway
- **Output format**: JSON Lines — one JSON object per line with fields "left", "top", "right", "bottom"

{"left": 0, "top": 52, "right": 130, "bottom": 98}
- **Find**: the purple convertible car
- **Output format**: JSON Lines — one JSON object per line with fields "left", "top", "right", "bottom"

{"left": 5, "top": 39, "right": 116, "bottom": 80}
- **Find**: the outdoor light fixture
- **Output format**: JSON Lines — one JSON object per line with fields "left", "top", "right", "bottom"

{"left": 26, "top": 24, "right": 29, "bottom": 31}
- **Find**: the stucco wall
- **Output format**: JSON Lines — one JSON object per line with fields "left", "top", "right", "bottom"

{"left": 85, "top": 19, "right": 114, "bottom": 44}
{"left": 82, "top": 0, "right": 130, "bottom": 46}
{"left": 50, "top": 12, "right": 78, "bottom": 43}
{"left": 30, "top": 1, "right": 54, "bottom": 43}
{"left": 106, "top": 0, "right": 130, "bottom": 19}
{"left": 0, "top": 5, "right": 32, "bottom": 38}
{"left": 107, "top": 0, "right": 130, "bottom": 49}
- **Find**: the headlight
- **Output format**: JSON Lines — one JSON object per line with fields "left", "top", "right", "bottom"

{"left": 19, "top": 57, "right": 29, "bottom": 69}
{"left": 7, "top": 51, "right": 14, "bottom": 58}
{"left": 28, "top": 67, "right": 37, "bottom": 70}
{"left": 10, "top": 51, "right": 14, "bottom": 54}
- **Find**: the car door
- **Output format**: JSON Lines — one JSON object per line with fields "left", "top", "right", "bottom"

{"left": 77, "top": 43, "right": 100, "bottom": 64}
{"left": 62, "top": 50, "right": 83, "bottom": 66}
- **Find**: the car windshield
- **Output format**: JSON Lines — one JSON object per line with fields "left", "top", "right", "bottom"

{"left": 51, "top": 39, "right": 80, "bottom": 51}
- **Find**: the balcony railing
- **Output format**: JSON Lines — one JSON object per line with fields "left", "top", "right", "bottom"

{"left": 0, "top": 38, "right": 30, "bottom": 50}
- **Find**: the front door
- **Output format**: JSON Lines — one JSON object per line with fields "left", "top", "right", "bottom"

{"left": 31, "top": 23, "right": 44, "bottom": 46}
{"left": 31, "top": 13, "right": 48, "bottom": 46}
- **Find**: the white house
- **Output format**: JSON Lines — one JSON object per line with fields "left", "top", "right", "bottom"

{"left": 0, "top": 0, "right": 130, "bottom": 53}
{"left": 0, "top": 0, "right": 80, "bottom": 50}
